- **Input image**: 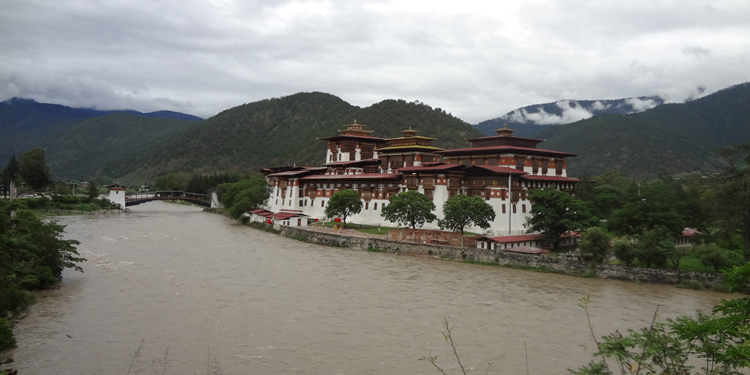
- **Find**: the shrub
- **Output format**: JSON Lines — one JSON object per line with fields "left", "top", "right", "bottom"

{"left": 0, "top": 318, "right": 15, "bottom": 351}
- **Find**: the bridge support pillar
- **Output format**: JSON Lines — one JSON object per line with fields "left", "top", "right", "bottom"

{"left": 211, "top": 190, "right": 223, "bottom": 209}
{"left": 107, "top": 183, "right": 127, "bottom": 209}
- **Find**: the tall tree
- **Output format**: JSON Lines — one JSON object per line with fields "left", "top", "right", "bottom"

{"left": 381, "top": 190, "right": 437, "bottom": 229}
{"left": 526, "top": 185, "right": 598, "bottom": 251}
{"left": 607, "top": 179, "right": 685, "bottom": 237}
{"left": 217, "top": 174, "right": 270, "bottom": 219}
{"left": 324, "top": 189, "right": 363, "bottom": 228}
{"left": 438, "top": 194, "right": 495, "bottom": 235}
{"left": 86, "top": 181, "right": 99, "bottom": 201}
{"left": 716, "top": 143, "right": 750, "bottom": 256}
{"left": 4, "top": 154, "right": 19, "bottom": 182}
{"left": 18, "top": 148, "right": 52, "bottom": 192}
{"left": 578, "top": 227, "right": 611, "bottom": 268}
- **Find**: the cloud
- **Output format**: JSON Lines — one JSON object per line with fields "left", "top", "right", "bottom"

{"left": 624, "top": 97, "right": 661, "bottom": 112}
{"left": 0, "top": 0, "right": 749, "bottom": 123}
{"left": 683, "top": 46, "right": 711, "bottom": 57}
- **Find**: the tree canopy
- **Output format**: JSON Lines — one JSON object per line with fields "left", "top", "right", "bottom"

{"left": 527, "top": 185, "right": 598, "bottom": 251}
{"left": 380, "top": 190, "right": 437, "bottom": 229}
{"left": 217, "top": 174, "right": 270, "bottom": 219}
{"left": 439, "top": 194, "right": 495, "bottom": 235}
{"left": 0, "top": 200, "right": 85, "bottom": 350}
{"left": 578, "top": 227, "right": 611, "bottom": 268}
{"left": 18, "top": 148, "right": 52, "bottom": 192}
{"left": 324, "top": 189, "right": 363, "bottom": 228}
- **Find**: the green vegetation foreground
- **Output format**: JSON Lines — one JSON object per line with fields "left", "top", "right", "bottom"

{"left": 0, "top": 200, "right": 86, "bottom": 351}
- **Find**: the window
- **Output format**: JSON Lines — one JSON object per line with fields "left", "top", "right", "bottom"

{"left": 513, "top": 205, "right": 516, "bottom": 213}
{"left": 374, "top": 203, "right": 378, "bottom": 210}
{"left": 515, "top": 158, "right": 524, "bottom": 170}
{"left": 365, "top": 202, "right": 369, "bottom": 210}
{"left": 522, "top": 204, "right": 526, "bottom": 213}
{"left": 502, "top": 204, "right": 506, "bottom": 213}
{"left": 321, "top": 200, "right": 324, "bottom": 207}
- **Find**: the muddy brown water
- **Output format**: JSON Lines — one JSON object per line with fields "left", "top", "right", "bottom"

{"left": 8, "top": 202, "right": 725, "bottom": 374}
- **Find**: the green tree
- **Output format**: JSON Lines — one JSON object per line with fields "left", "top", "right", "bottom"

{"left": 633, "top": 226, "right": 675, "bottom": 268}
{"left": 18, "top": 148, "right": 52, "bottom": 192}
{"left": 217, "top": 174, "right": 270, "bottom": 219}
{"left": 1, "top": 154, "right": 20, "bottom": 199}
{"left": 0, "top": 200, "right": 86, "bottom": 350}
{"left": 438, "top": 194, "right": 495, "bottom": 235}
{"left": 607, "top": 180, "right": 685, "bottom": 237}
{"left": 87, "top": 181, "right": 99, "bottom": 201}
{"left": 381, "top": 190, "right": 437, "bottom": 229}
{"left": 579, "top": 227, "right": 611, "bottom": 268}
{"left": 163, "top": 172, "right": 192, "bottom": 191}
{"left": 716, "top": 143, "right": 750, "bottom": 257}
{"left": 325, "top": 189, "right": 363, "bottom": 228}
{"left": 612, "top": 239, "right": 637, "bottom": 266}
{"left": 695, "top": 243, "right": 743, "bottom": 272}
{"left": 526, "top": 185, "right": 598, "bottom": 251}
{"left": 572, "top": 297, "right": 750, "bottom": 375}
{"left": 722, "top": 262, "right": 750, "bottom": 294}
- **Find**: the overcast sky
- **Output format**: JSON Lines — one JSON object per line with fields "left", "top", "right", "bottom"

{"left": 1, "top": 0, "right": 749, "bottom": 123}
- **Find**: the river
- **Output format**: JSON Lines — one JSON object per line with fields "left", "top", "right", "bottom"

{"left": 9, "top": 202, "right": 725, "bottom": 374}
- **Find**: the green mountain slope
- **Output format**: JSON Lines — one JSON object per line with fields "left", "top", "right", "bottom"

{"left": 41, "top": 113, "right": 198, "bottom": 181}
{"left": 118, "top": 92, "right": 482, "bottom": 183}
{"left": 537, "top": 82, "right": 750, "bottom": 179}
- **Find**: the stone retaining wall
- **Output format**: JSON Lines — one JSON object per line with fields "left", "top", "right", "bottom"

{"left": 278, "top": 226, "right": 724, "bottom": 287}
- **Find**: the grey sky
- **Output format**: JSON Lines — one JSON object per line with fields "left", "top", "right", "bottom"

{"left": 1, "top": 0, "right": 749, "bottom": 123}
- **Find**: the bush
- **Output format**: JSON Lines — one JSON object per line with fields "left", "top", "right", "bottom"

{"left": 0, "top": 318, "right": 15, "bottom": 351}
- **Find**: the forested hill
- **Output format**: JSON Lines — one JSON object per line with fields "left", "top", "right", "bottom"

{"left": 536, "top": 82, "right": 750, "bottom": 179}
{"left": 118, "top": 92, "right": 483, "bottom": 183}
{"left": 40, "top": 113, "right": 199, "bottom": 181}
{"left": 0, "top": 97, "right": 203, "bottom": 165}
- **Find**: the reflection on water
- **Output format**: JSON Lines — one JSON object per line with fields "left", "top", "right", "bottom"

{"left": 10, "top": 202, "right": 725, "bottom": 374}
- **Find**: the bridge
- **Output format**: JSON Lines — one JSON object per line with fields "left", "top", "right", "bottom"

{"left": 125, "top": 191, "right": 214, "bottom": 207}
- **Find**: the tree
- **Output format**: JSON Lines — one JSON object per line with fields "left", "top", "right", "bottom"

{"left": 1, "top": 154, "right": 20, "bottom": 199}
{"left": 381, "top": 190, "right": 437, "bottom": 229}
{"left": 87, "top": 181, "right": 99, "bottom": 201}
{"left": 607, "top": 179, "right": 685, "bottom": 237}
{"left": 612, "top": 239, "right": 637, "bottom": 266}
{"left": 18, "top": 148, "right": 52, "bottom": 192}
{"left": 526, "top": 185, "right": 598, "bottom": 251}
{"left": 163, "top": 172, "right": 192, "bottom": 191}
{"left": 579, "top": 227, "right": 611, "bottom": 268}
{"left": 633, "top": 226, "right": 675, "bottom": 268}
{"left": 695, "top": 243, "right": 743, "bottom": 272}
{"left": 217, "top": 174, "right": 270, "bottom": 219}
{"left": 4, "top": 154, "right": 19, "bottom": 182}
{"left": 716, "top": 143, "right": 750, "bottom": 257}
{"left": 722, "top": 262, "right": 750, "bottom": 294}
{"left": 438, "top": 194, "right": 495, "bottom": 235}
{"left": 0, "top": 200, "right": 85, "bottom": 351}
{"left": 572, "top": 297, "right": 750, "bottom": 375}
{"left": 325, "top": 189, "right": 362, "bottom": 228}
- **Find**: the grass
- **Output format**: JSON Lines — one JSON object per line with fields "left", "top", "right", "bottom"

{"left": 321, "top": 221, "right": 399, "bottom": 235}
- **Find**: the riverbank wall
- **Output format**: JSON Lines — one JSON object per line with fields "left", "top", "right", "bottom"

{"left": 277, "top": 226, "right": 724, "bottom": 287}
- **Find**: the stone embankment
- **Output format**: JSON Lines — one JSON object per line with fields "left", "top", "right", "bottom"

{"left": 38, "top": 208, "right": 128, "bottom": 215}
{"left": 276, "top": 226, "right": 723, "bottom": 287}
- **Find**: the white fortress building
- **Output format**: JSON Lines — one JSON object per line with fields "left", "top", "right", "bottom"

{"left": 262, "top": 121, "right": 578, "bottom": 235}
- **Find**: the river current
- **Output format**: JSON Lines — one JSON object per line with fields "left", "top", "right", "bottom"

{"left": 9, "top": 202, "right": 725, "bottom": 374}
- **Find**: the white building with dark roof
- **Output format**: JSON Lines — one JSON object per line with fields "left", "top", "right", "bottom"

{"left": 262, "top": 121, "right": 579, "bottom": 235}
